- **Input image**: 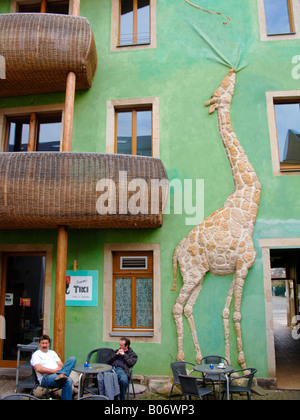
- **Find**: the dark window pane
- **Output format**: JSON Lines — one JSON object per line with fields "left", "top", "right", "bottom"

{"left": 117, "top": 112, "right": 132, "bottom": 155}
{"left": 36, "top": 118, "right": 61, "bottom": 152}
{"left": 19, "top": 4, "right": 41, "bottom": 12}
{"left": 274, "top": 103, "right": 300, "bottom": 166}
{"left": 264, "top": 0, "right": 292, "bottom": 35}
{"left": 19, "top": 1, "right": 69, "bottom": 14}
{"left": 7, "top": 120, "right": 30, "bottom": 152}
{"left": 120, "top": 0, "right": 134, "bottom": 46}
{"left": 137, "top": 0, "right": 150, "bottom": 44}
{"left": 47, "top": 2, "right": 69, "bottom": 14}
{"left": 136, "top": 110, "right": 152, "bottom": 156}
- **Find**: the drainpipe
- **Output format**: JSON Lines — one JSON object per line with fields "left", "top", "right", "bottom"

{"left": 53, "top": 0, "right": 80, "bottom": 360}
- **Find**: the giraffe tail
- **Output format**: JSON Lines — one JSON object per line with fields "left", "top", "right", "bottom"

{"left": 171, "top": 246, "right": 179, "bottom": 291}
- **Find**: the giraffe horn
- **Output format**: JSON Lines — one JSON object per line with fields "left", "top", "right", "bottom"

{"left": 204, "top": 98, "right": 215, "bottom": 107}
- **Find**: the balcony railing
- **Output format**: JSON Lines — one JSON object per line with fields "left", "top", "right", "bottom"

{"left": 0, "top": 153, "right": 168, "bottom": 229}
{"left": 0, "top": 13, "right": 97, "bottom": 97}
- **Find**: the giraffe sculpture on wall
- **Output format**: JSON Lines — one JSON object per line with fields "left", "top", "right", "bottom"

{"left": 172, "top": 69, "right": 261, "bottom": 369}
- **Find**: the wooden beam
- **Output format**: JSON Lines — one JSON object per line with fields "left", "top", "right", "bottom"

{"left": 62, "top": 72, "right": 76, "bottom": 152}
{"left": 53, "top": 226, "right": 68, "bottom": 361}
{"left": 40, "top": 0, "right": 47, "bottom": 13}
{"left": 27, "top": 113, "right": 37, "bottom": 152}
{"left": 72, "top": 0, "right": 80, "bottom": 16}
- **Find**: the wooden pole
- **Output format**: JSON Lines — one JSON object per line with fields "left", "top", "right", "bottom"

{"left": 27, "top": 113, "right": 37, "bottom": 152}
{"left": 40, "top": 0, "right": 47, "bottom": 13}
{"left": 62, "top": 72, "right": 76, "bottom": 152}
{"left": 53, "top": 226, "right": 68, "bottom": 361}
{"left": 53, "top": 1, "right": 80, "bottom": 356}
{"left": 72, "top": 0, "right": 80, "bottom": 16}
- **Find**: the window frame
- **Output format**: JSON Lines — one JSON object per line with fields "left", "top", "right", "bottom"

{"left": 266, "top": 91, "right": 300, "bottom": 176}
{"left": 111, "top": 0, "right": 157, "bottom": 52}
{"left": 0, "top": 104, "right": 65, "bottom": 153}
{"left": 257, "top": 0, "right": 300, "bottom": 41}
{"left": 103, "top": 243, "right": 161, "bottom": 343}
{"left": 112, "top": 251, "right": 154, "bottom": 334}
{"left": 106, "top": 97, "right": 160, "bottom": 158}
{"left": 114, "top": 105, "right": 153, "bottom": 156}
{"left": 11, "top": 0, "right": 72, "bottom": 14}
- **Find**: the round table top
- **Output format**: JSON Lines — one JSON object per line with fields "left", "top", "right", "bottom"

{"left": 193, "top": 363, "right": 234, "bottom": 375}
{"left": 73, "top": 363, "right": 112, "bottom": 374}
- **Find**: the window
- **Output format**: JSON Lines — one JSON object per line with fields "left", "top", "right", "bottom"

{"left": 106, "top": 97, "right": 159, "bottom": 158}
{"left": 274, "top": 101, "right": 300, "bottom": 171}
{"left": 266, "top": 91, "right": 300, "bottom": 175}
{"left": 13, "top": 0, "right": 70, "bottom": 14}
{"left": 264, "top": 0, "right": 294, "bottom": 35}
{"left": 115, "top": 107, "right": 152, "bottom": 156}
{"left": 111, "top": 0, "right": 157, "bottom": 51}
{"left": 258, "top": 0, "right": 300, "bottom": 41}
{"left": 103, "top": 243, "right": 161, "bottom": 342}
{"left": 5, "top": 112, "right": 62, "bottom": 152}
{"left": 112, "top": 251, "right": 153, "bottom": 334}
{"left": 119, "top": 0, "right": 150, "bottom": 46}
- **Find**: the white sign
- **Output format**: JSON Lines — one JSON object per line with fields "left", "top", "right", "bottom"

{"left": 5, "top": 293, "right": 13, "bottom": 306}
{"left": 66, "top": 276, "right": 93, "bottom": 302}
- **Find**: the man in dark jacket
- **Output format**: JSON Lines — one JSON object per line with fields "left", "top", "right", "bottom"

{"left": 107, "top": 337, "right": 138, "bottom": 400}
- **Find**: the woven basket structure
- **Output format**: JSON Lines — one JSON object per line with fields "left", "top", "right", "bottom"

{"left": 0, "top": 13, "right": 97, "bottom": 97}
{"left": 0, "top": 153, "right": 168, "bottom": 229}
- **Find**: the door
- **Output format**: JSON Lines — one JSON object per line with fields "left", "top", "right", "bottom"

{"left": 0, "top": 253, "right": 46, "bottom": 367}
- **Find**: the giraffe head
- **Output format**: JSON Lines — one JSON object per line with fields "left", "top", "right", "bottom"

{"left": 205, "top": 68, "right": 236, "bottom": 114}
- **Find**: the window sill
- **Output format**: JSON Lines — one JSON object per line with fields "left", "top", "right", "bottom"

{"left": 110, "top": 331, "right": 154, "bottom": 337}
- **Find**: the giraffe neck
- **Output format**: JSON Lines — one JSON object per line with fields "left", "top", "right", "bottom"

{"left": 217, "top": 107, "right": 261, "bottom": 212}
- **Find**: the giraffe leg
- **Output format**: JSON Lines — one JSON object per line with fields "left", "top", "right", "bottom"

{"left": 184, "top": 279, "right": 205, "bottom": 363}
{"left": 172, "top": 278, "right": 203, "bottom": 362}
{"left": 233, "top": 269, "right": 248, "bottom": 369}
{"left": 222, "top": 276, "right": 235, "bottom": 365}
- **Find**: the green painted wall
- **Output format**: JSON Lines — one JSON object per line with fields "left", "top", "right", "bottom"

{"left": 1, "top": 0, "right": 300, "bottom": 379}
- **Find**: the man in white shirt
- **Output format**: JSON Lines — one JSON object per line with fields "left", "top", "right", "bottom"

{"left": 31, "top": 335, "right": 76, "bottom": 400}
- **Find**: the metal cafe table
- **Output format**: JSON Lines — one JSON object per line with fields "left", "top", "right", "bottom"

{"left": 73, "top": 363, "right": 112, "bottom": 398}
{"left": 192, "top": 364, "right": 234, "bottom": 400}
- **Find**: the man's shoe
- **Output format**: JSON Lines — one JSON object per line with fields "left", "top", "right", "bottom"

{"left": 55, "top": 373, "right": 68, "bottom": 387}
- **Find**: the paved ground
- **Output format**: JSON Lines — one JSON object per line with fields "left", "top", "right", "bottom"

{"left": 1, "top": 376, "right": 300, "bottom": 400}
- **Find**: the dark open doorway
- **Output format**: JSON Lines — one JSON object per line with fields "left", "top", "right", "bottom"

{"left": 270, "top": 249, "right": 300, "bottom": 389}
{"left": 0, "top": 253, "right": 45, "bottom": 367}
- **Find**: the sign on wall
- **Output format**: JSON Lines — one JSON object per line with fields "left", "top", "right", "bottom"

{"left": 65, "top": 270, "right": 98, "bottom": 307}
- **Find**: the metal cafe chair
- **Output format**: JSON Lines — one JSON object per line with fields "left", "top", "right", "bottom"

{"left": 223, "top": 368, "right": 257, "bottom": 400}
{"left": 178, "top": 374, "right": 214, "bottom": 400}
{"left": 169, "top": 361, "right": 196, "bottom": 399}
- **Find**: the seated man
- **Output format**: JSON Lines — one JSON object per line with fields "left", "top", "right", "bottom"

{"left": 107, "top": 337, "right": 138, "bottom": 400}
{"left": 31, "top": 334, "right": 76, "bottom": 400}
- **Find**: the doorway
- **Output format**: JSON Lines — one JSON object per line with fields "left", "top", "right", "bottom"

{"left": 0, "top": 253, "right": 46, "bottom": 367}
{"left": 270, "top": 249, "right": 300, "bottom": 389}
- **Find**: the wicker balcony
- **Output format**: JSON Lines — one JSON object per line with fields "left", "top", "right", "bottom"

{"left": 0, "top": 13, "right": 97, "bottom": 97}
{"left": 0, "top": 153, "right": 168, "bottom": 229}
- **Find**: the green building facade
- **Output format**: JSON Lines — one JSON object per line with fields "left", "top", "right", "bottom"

{"left": 0, "top": 0, "right": 299, "bottom": 385}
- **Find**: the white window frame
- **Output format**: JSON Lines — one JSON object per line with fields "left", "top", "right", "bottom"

{"left": 257, "top": 0, "right": 300, "bottom": 41}
{"left": 266, "top": 90, "right": 300, "bottom": 176}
